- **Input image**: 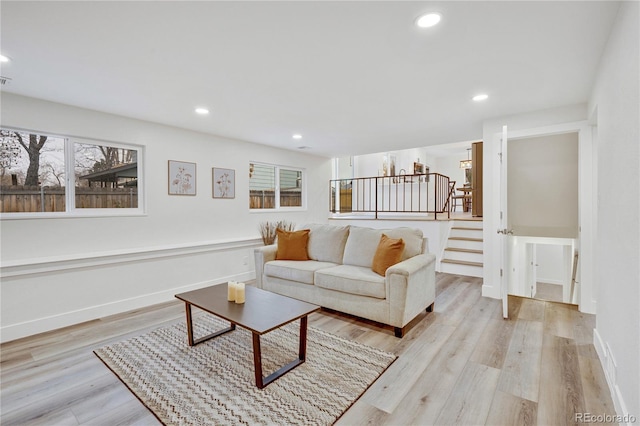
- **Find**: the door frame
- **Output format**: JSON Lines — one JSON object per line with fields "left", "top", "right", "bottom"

{"left": 490, "top": 120, "right": 595, "bottom": 314}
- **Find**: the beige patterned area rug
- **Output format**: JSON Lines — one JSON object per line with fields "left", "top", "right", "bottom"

{"left": 94, "top": 314, "right": 396, "bottom": 425}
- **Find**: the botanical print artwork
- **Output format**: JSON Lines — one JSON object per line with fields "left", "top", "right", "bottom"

{"left": 169, "top": 161, "right": 196, "bottom": 195}
{"left": 213, "top": 168, "right": 235, "bottom": 198}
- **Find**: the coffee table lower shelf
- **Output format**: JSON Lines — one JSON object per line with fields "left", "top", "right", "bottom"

{"left": 185, "top": 303, "right": 309, "bottom": 389}
{"left": 176, "top": 284, "right": 319, "bottom": 389}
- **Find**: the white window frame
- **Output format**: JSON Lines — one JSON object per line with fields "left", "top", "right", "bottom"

{"left": 249, "top": 162, "right": 306, "bottom": 212}
{"left": 0, "top": 127, "right": 145, "bottom": 219}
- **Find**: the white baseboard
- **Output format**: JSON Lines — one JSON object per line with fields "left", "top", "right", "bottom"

{"left": 0, "top": 272, "right": 254, "bottom": 343}
{"left": 481, "top": 283, "right": 500, "bottom": 299}
{"left": 593, "top": 328, "right": 634, "bottom": 425}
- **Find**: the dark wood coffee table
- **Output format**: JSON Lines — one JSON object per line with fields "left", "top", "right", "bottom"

{"left": 175, "top": 284, "right": 320, "bottom": 389}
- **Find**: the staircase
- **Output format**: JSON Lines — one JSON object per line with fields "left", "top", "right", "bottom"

{"left": 440, "top": 220, "right": 483, "bottom": 278}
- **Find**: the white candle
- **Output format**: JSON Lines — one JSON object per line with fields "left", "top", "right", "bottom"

{"left": 235, "top": 282, "right": 245, "bottom": 304}
{"left": 227, "top": 281, "right": 237, "bottom": 302}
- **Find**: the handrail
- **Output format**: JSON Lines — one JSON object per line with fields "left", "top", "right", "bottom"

{"left": 329, "top": 173, "right": 451, "bottom": 219}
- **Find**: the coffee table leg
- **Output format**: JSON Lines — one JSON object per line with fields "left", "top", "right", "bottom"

{"left": 299, "top": 315, "right": 308, "bottom": 361}
{"left": 252, "top": 315, "right": 309, "bottom": 389}
{"left": 184, "top": 302, "right": 235, "bottom": 347}
{"left": 252, "top": 333, "right": 264, "bottom": 388}
{"left": 185, "top": 303, "right": 195, "bottom": 346}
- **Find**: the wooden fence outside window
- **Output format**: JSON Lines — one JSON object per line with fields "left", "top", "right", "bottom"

{"left": 0, "top": 186, "right": 138, "bottom": 212}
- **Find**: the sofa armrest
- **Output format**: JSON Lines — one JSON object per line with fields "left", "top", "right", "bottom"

{"left": 386, "top": 253, "right": 437, "bottom": 328}
{"left": 254, "top": 245, "right": 277, "bottom": 288}
{"left": 387, "top": 252, "right": 434, "bottom": 276}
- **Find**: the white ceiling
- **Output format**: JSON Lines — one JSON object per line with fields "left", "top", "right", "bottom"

{"left": 0, "top": 1, "right": 620, "bottom": 158}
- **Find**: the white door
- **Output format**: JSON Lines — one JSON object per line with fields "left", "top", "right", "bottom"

{"left": 498, "top": 125, "right": 512, "bottom": 318}
{"left": 491, "top": 121, "right": 593, "bottom": 314}
{"left": 529, "top": 244, "right": 537, "bottom": 298}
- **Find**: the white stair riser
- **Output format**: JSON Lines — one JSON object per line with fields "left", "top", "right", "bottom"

{"left": 447, "top": 239, "right": 483, "bottom": 251}
{"left": 443, "top": 250, "right": 483, "bottom": 263}
{"left": 452, "top": 221, "right": 483, "bottom": 230}
{"left": 450, "top": 228, "right": 483, "bottom": 239}
{"left": 440, "top": 262, "right": 483, "bottom": 278}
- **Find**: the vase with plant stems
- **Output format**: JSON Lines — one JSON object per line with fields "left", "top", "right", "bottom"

{"left": 258, "top": 221, "right": 295, "bottom": 245}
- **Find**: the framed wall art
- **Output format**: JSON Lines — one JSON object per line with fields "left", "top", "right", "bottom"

{"left": 212, "top": 167, "right": 235, "bottom": 199}
{"left": 168, "top": 160, "right": 196, "bottom": 195}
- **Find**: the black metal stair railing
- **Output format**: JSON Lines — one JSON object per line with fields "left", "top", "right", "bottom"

{"left": 329, "top": 173, "right": 452, "bottom": 220}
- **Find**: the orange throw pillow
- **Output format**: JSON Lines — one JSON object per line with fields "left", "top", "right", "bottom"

{"left": 372, "top": 234, "right": 405, "bottom": 276}
{"left": 276, "top": 229, "right": 311, "bottom": 261}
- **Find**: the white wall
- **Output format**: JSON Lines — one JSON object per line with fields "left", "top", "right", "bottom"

{"left": 588, "top": 1, "right": 639, "bottom": 419}
{"left": 336, "top": 156, "right": 353, "bottom": 179}
{"left": 0, "top": 93, "right": 332, "bottom": 342}
{"left": 535, "top": 244, "right": 565, "bottom": 285}
{"left": 353, "top": 148, "right": 433, "bottom": 178}
{"left": 508, "top": 132, "right": 579, "bottom": 238}
{"left": 434, "top": 154, "right": 468, "bottom": 188}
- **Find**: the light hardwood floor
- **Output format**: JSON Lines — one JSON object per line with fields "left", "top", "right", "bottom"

{"left": 533, "top": 282, "right": 563, "bottom": 303}
{"left": 1, "top": 274, "right": 615, "bottom": 425}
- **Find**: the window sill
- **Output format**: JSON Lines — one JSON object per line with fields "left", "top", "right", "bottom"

{"left": 249, "top": 207, "right": 307, "bottom": 213}
{"left": 0, "top": 209, "right": 146, "bottom": 220}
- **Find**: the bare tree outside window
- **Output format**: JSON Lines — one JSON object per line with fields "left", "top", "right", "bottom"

{"left": 74, "top": 142, "right": 138, "bottom": 208}
{"left": 0, "top": 128, "right": 141, "bottom": 213}
{"left": 0, "top": 132, "right": 22, "bottom": 184}
{"left": 1, "top": 129, "right": 65, "bottom": 187}
{"left": 15, "top": 132, "right": 48, "bottom": 186}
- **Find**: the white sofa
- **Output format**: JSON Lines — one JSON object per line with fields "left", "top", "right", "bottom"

{"left": 254, "top": 224, "right": 436, "bottom": 337}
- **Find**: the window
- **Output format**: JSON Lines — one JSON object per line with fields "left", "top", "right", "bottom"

{"left": 74, "top": 141, "right": 139, "bottom": 209}
{"left": 0, "top": 128, "right": 143, "bottom": 216}
{"left": 249, "top": 163, "right": 304, "bottom": 210}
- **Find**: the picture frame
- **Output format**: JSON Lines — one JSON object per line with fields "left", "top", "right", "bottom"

{"left": 168, "top": 160, "right": 196, "bottom": 195}
{"left": 212, "top": 168, "right": 235, "bottom": 199}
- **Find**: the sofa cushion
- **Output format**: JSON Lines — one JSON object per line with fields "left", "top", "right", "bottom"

{"left": 384, "top": 227, "right": 423, "bottom": 261}
{"left": 303, "top": 223, "right": 350, "bottom": 264}
{"left": 343, "top": 226, "right": 424, "bottom": 268}
{"left": 342, "top": 227, "right": 384, "bottom": 268}
{"left": 315, "top": 265, "right": 386, "bottom": 299}
{"left": 276, "top": 229, "right": 310, "bottom": 260}
{"left": 265, "top": 260, "right": 337, "bottom": 285}
{"left": 372, "top": 234, "right": 405, "bottom": 276}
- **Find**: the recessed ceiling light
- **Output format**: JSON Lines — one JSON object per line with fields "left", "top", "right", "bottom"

{"left": 472, "top": 94, "right": 489, "bottom": 102}
{"left": 292, "top": 134, "right": 302, "bottom": 140}
{"left": 195, "top": 107, "right": 209, "bottom": 115}
{"left": 0, "top": 54, "right": 10, "bottom": 63}
{"left": 416, "top": 13, "right": 441, "bottom": 28}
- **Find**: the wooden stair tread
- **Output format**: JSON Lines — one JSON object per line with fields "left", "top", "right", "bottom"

{"left": 451, "top": 227, "right": 483, "bottom": 231}
{"left": 441, "top": 259, "right": 483, "bottom": 267}
{"left": 444, "top": 247, "right": 483, "bottom": 254}
{"left": 449, "top": 237, "right": 483, "bottom": 242}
